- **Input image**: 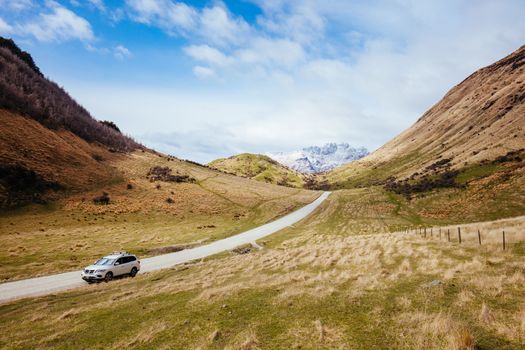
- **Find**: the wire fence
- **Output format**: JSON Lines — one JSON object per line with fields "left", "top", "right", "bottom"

{"left": 401, "top": 219, "right": 525, "bottom": 251}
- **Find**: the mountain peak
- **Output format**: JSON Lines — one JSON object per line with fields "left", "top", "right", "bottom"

{"left": 267, "top": 143, "right": 369, "bottom": 173}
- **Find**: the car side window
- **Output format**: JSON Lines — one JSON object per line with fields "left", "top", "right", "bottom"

{"left": 128, "top": 256, "right": 136, "bottom": 262}
{"left": 115, "top": 258, "right": 124, "bottom": 265}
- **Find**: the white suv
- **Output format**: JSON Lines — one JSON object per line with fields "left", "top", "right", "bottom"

{"left": 81, "top": 252, "right": 140, "bottom": 282}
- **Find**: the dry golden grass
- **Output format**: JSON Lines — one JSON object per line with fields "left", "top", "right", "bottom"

{"left": 0, "top": 109, "right": 121, "bottom": 204}
{"left": 0, "top": 150, "right": 319, "bottom": 281}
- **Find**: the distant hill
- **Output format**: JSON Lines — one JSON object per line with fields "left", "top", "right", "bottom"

{"left": 329, "top": 44, "right": 525, "bottom": 189}
{"left": 267, "top": 143, "right": 368, "bottom": 173}
{"left": 209, "top": 153, "right": 313, "bottom": 188}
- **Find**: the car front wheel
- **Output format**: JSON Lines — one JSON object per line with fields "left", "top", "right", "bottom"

{"left": 104, "top": 272, "right": 113, "bottom": 282}
{"left": 130, "top": 267, "right": 138, "bottom": 277}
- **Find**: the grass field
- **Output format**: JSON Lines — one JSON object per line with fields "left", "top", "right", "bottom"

{"left": 0, "top": 209, "right": 524, "bottom": 349}
{"left": 0, "top": 151, "right": 319, "bottom": 281}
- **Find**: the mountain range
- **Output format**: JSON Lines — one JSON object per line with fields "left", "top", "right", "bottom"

{"left": 266, "top": 143, "right": 369, "bottom": 173}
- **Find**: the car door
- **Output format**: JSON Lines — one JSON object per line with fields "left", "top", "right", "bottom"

{"left": 127, "top": 256, "right": 137, "bottom": 272}
{"left": 114, "top": 257, "right": 126, "bottom": 276}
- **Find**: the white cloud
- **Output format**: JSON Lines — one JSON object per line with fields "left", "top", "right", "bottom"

{"left": 63, "top": 0, "right": 525, "bottom": 162}
{"left": 126, "top": 1, "right": 250, "bottom": 46}
{"left": 0, "top": 17, "right": 14, "bottom": 34}
{"left": 126, "top": 0, "right": 197, "bottom": 33}
{"left": 85, "top": 43, "right": 110, "bottom": 54}
{"left": 88, "top": 0, "right": 105, "bottom": 12}
{"left": 255, "top": 1, "right": 325, "bottom": 45}
{"left": 114, "top": 44, "right": 132, "bottom": 59}
{"left": 192, "top": 66, "right": 215, "bottom": 79}
{"left": 236, "top": 38, "right": 305, "bottom": 67}
{"left": 0, "top": 0, "right": 33, "bottom": 11}
{"left": 20, "top": 1, "right": 94, "bottom": 42}
{"left": 198, "top": 5, "right": 250, "bottom": 47}
{"left": 184, "top": 44, "right": 233, "bottom": 66}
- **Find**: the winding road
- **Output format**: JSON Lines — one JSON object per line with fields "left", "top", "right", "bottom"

{"left": 0, "top": 191, "right": 330, "bottom": 303}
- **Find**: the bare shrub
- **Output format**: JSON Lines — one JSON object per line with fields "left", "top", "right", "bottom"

{"left": 126, "top": 183, "right": 133, "bottom": 190}
{"left": 384, "top": 171, "right": 464, "bottom": 199}
{"left": 99, "top": 120, "right": 121, "bottom": 133}
{"left": 92, "top": 154, "right": 104, "bottom": 162}
{"left": 147, "top": 166, "right": 195, "bottom": 183}
{"left": 93, "top": 192, "right": 110, "bottom": 205}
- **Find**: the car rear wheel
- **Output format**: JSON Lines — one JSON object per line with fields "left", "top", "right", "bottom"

{"left": 104, "top": 272, "right": 113, "bottom": 282}
{"left": 130, "top": 267, "right": 138, "bottom": 277}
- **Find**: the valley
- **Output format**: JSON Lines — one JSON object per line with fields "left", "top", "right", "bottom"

{"left": 0, "top": 10, "right": 525, "bottom": 350}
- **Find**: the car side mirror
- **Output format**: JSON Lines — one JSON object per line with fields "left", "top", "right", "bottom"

{"left": 114, "top": 262, "right": 120, "bottom": 265}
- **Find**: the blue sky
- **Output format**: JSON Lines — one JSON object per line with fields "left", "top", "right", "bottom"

{"left": 1, "top": 0, "right": 525, "bottom": 162}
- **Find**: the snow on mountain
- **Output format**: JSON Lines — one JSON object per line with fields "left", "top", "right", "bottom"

{"left": 266, "top": 143, "right": 369, "bottom": 173}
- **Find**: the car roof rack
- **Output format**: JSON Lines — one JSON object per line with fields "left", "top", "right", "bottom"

{"left": 108, "top": 251, "right": 130, "bottom": 256}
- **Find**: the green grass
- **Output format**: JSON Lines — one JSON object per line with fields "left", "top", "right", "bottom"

{"left": 2, "top": 229, "right": 525, "bottom": 349}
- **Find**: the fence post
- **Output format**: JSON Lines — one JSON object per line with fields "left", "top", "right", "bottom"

{"left": 503, "top": 231, "right": 506, "bottom": 251}
{"left": 458, "top": 227, "right": 462, "bottom": 244}
{"left": 424, "top": 227, "right": 427, "bottom": 238}
{"left": 478, "top": 230, "right": 481, "bottom": 245}
{"left": 439, "top": 228, "right": 441, "bottom": 240}
{"left": 431, "top": 228, "right": 433, "bottom": 238}
{"left": 447, "top": 229, "right": 450, "bottom": 242}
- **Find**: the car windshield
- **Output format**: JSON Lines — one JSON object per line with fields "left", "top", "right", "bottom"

{"left": 94, "top": 258, "right": 116, "bottom": 265}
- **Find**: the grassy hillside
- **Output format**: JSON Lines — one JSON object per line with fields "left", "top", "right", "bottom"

{"left": 209, "top": 153, "right": 309, "bottom": 188}
{"left": 329, "top": 44, "right": 525, "bottom": 188}
{"left": 0, "top": 109, "right": 124, "bottom": 207}
{"left": 0, "top": 37, "right": 138, "bottom": 208}
{"left": 0, "top": 150, "right": 319, "bottom": 281}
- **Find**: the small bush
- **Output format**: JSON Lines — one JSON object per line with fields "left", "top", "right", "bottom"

{"left": 93, "top": 192, "right": 110, "bottom": 205}
{"left": 384, "top": 171, "right": 464, "bottom": 199}
{"left": 126, "top": 183, "right": 133, "bottom": 190}
{"left": 493, "top": 149, "right": 523, "bottom": 163}
{"left": 147, "top": 166, "right": 195, "bottom": 183}
{"left": 303, "top": 177, "right": 331, "bottom": 190}
{"left": 166, "top": 198, "right": 174, "bottom": 203}
{"left": 426, "top": 158, "right": 451, "bottom": 171}
{"left": 92, "top": 154, "right": 104, "bottom": 162}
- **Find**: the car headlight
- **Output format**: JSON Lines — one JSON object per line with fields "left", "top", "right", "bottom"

{"left": 95, "top": 269, "right": 106, "bottom": 273}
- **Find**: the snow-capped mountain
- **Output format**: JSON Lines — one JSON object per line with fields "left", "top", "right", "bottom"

{"left": 266, "top": 143, "right": 369, "bottom": 173}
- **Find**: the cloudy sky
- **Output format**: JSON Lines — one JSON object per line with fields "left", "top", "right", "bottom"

{"left": 1, "top": 0, "right": 525, "bottom": 162}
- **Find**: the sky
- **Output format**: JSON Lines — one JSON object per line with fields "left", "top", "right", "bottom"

{"left": 1, "top": 0, "right": 525, "bottom": 163}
